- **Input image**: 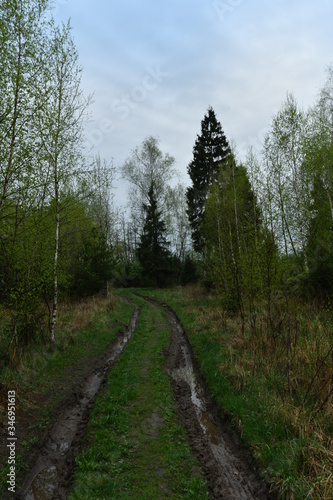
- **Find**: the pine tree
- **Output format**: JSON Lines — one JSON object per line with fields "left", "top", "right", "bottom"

{"left": 137, "top": 182, "right": 171, "bottom": 287}
{"left": 186, "top": 106, "right": 231, "bottom": 252}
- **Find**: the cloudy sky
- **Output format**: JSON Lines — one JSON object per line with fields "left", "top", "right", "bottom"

{"left": 53, "top": 0, "right": 333, "bottom": 205}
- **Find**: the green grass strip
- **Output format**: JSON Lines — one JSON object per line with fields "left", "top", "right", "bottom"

{"left": 69, "top": 293, "right": 208, "bottom": 499}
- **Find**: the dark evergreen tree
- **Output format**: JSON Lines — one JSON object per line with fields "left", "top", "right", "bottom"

{"left": 137, "top": 182, "right": 171, "bottom": 287}
{"left": 181, "top": 255, "right": 198, "bottom": 285}
{"left": 71, "top": 226, "right": 113, "bottom": 297}
{"left": 186, "top": 106, "right": 231, "bottom": 252}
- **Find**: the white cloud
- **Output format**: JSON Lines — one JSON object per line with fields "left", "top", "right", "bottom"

{"left": 54, "top": 0, "right": 333, "bottom": 206}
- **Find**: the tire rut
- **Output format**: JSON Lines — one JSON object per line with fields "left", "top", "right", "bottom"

{"left": 15, "top": 305, "right": 141, "bottom": 500}
{"left": 159, "top": 300, "right": 271, "bottom": 500}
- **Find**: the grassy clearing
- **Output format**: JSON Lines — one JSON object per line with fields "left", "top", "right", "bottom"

{"left": 0, "top": 292, "right": 134, "bottom": 495}
{"left": 139, "top": 286, "right": 333, "bottom": 499}
{"left": 69, "top": 291, "right": 209, "bottom": 499}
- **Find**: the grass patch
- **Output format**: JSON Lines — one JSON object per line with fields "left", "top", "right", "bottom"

{"left": 69, "top": 292, "right": 208, "bottom": 499}
{"left": 139, "top": 286, "right": 333, "bottom": 499}
{"left": 0, "top": 292, "right": 134, "bottom": 495}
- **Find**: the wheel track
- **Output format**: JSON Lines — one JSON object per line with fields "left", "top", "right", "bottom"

{"left": 15, "top": 305, "right": 141, "bottom": 500}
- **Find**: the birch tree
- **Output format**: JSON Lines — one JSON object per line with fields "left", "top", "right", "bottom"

{"left": 85, "top": 154, "right": 116, "bottom": 244}
{"left": 38, "top": 20, "right": 90, "bottom": 347}
{"left": 164, "top": 183, "right": 191, "bottom": 262}
{"left": 204, "top": 154, "right": 261, "bottom": 317}
{"left": 0, "top": 0, "right": 50, "bottom": 215}
{"left": 0, "top": 0, "right": 53, "bottom": 327}
{"left": 304, "top": 66, "right": 333, "bottom": 289}
{"left": 262, "top": 93, "right": 311, "bottom": 272}
{"left": 121, "top": 135, "right": 176, "bottom": 223}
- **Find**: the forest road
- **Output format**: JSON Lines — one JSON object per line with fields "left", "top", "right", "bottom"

{"left": 14, "top": 296, "right": 271, "bottom": 499}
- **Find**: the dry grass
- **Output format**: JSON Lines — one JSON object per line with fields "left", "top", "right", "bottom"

{"left": 0, "top": 292, "right": 119, "bottom": 383}
{"left": 57, "top": 293, "right": 119, "bottom": 341}
{"left": 0, "top": 291, "right": 121, "bottom": 416}
{"left": 183, "top": 283, "right": 209, "bottom": 300}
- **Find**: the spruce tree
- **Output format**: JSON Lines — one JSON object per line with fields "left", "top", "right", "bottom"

{"left": 186, "top": 106, "right": 230, "bottom": 252}
{"left": 137, "top": 182, "right": 171, "bottom": 287}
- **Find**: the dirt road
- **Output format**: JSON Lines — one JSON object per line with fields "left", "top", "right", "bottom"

{"left": 15, "top": 295, "right": 270, "bottom": 499}
{"left": 16, "top": 306, "right": 141, "bottom": 499}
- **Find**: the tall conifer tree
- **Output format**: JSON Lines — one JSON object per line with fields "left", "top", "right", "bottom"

{"left": 186, "top": 106, "right": 230, "bottom": 252}
{"left": 137, "top": 182, "right": 171, "bottom": 287}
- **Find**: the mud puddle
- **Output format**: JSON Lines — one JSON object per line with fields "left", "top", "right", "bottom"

{"left": 162, "top": 303, "right": 271, "bottom": 500}
{"left": 17, "top": 306, "right": 141, "bottom": 500}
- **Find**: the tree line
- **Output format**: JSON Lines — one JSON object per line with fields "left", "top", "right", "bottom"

{"left": 1, "top": 0, "right": 333, "bottom": 359}
{"left": 184, "top": 78, "right": 333, "bottom": 342}
{"left": 0, "top": 1, "right": 193, "bottom": 356}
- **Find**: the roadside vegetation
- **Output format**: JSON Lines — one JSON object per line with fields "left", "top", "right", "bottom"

{"left": 1, "top": 2, "right": 333, "bottom": 498}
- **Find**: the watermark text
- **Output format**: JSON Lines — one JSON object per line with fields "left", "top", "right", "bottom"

{"left": 213, "top": 0, "right": 244, "bottom": 22}
{"left": 7, "top": 391, "right": 16, "bottom": 494}
{"left": 86, "top": 64, "right": 169, "bottom": 149}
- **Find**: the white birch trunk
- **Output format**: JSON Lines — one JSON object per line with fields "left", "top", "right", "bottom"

{"left": 50, "top": 211, "right": 59, "bottom": 347}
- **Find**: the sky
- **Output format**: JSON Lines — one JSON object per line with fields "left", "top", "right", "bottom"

{"left": 53, "top": 0, "right": 333, "bottom": 206}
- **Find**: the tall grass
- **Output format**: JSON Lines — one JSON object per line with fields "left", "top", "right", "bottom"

{"left": 0, "top": 293, "right": 119, "bottom": 383}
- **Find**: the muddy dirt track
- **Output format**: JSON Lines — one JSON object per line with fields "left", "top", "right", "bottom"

{"left": 14, "top": 296, "right": 271, "bottom": 499}
{"left": 161, "top": 301, "right": 270, "bottom": 499}
{"left": 14, "top": 306, "right": 141, "bottom": 500}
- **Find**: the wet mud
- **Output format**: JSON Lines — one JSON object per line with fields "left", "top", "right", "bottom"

{"left": 162, "top": 302, "right": 271, "bottom": 500}
{"left": 16, "top": 306, "right": 141, "bottom": 500}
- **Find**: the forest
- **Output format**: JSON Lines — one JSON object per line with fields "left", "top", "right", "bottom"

{"left": 1, "top": 2, "right": 333, "bottom": 497}
{"left": 2, "top": 1, "right": 333, "bottom": 348}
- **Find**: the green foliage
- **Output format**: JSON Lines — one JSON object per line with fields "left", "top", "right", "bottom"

{"left": 0, "top": 2, "right": 113, "bottom": 349}
{"left": 204, "top": 157, "right": 268, "bottom": 313}
{"left": 303, "top": 89, "right": 333, "bottom": 294}
{"left": 262, "top": 93, "right": 311, "bottom": 271}
{"left": 70, "top": 226, "right": 113, "bottom": 297}
{"left": 181, "top": 254, "right": 199, "bottom": 285}
{"left": 304, "top": 174, "right": 333, "bottom": 294}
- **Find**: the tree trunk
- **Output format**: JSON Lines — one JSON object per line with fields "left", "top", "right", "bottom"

{"left": 50, "top": 211, "right": 59, "bottom": 349}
